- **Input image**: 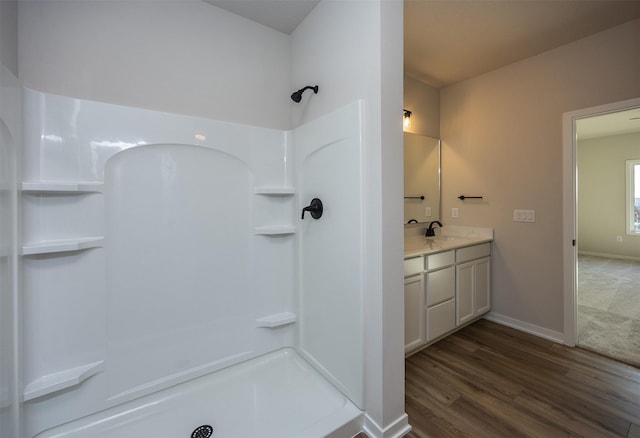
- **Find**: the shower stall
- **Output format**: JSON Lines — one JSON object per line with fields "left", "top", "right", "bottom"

{"left": 10, "top": 88, "right": 366, "bottom": 437}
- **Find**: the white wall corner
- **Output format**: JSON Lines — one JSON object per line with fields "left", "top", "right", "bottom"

{"left": 363, "top": 412, "right": 411, "bottom": 438}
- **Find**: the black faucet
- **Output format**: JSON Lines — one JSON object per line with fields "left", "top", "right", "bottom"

{"left": 425, "top": 221, "right": 443, "bottom": 237}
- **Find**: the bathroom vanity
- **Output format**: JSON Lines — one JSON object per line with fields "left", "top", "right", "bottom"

{"left": 404, "top": 226, "right": 493, "bottom": 356}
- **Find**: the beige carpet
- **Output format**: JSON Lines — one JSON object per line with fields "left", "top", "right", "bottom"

{"left": 578, "top": 255, "right": 640, "bottom": 368}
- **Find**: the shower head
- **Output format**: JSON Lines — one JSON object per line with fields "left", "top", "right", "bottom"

{"left": 291, "top": 85, "right": 319, "bottom": 103}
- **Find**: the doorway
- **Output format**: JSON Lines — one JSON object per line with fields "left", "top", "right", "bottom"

{"left": 563, "top": 98, "right": 640, "bottom": 366}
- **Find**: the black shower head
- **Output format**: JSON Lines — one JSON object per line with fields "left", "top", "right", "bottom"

{"left": 291, "top": 91, "right": 303, "bottom": 103}
{"left": 291, "top": 85, "right": 319, "bottom": 103}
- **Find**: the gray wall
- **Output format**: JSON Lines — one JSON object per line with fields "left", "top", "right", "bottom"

{"left": 440, "top": 19, "right": 640, "bottom": 335}
{"left": 1, "top": 3, "right": 20, "bottom": 436}
{"left": 403, "top": 75, "right": 440, "bottom": 138}
{"left": 578, "top": 132, "right": 640, "bottom": 260}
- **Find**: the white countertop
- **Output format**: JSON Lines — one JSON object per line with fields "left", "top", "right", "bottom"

{"left": 404, "top": 225, "right": 493, "bottom": 258}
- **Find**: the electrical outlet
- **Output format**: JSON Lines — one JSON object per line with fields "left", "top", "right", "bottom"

{"left": 425, "top": 207, "right": 431, "bottom": 217}
{"left": 616, "top": 235, "right": 623, "bottom": 243}
{"left": 452, "top": 208, "right": 459, "bottom": 218}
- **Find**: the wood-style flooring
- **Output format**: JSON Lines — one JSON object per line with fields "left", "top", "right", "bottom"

{"left": 403, "top": 319, "right": 640, "bottom": 438}
{"left": 356, "top": 319, "right": 640, "bottom": 438}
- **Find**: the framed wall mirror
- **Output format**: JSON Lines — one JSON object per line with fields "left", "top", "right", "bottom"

{"left": 404, "top": 132, "right": 441, "bottom": 224}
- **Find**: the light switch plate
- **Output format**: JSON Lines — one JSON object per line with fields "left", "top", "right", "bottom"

{"left": 513, "top": 209, "right": 535, "bottom": 222}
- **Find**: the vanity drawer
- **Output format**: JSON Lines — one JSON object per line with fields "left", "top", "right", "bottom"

{"left": 426, "top": 266, "right": 455, "bottom": 306}
{"left": 404, "top": 257, "right": 424, "bottom": 276}
{"left": 456, "top": 242, "right": 490, "bottom": 263}
{"left": 426, "top": 298, "right": 456, "bottom": 341}
{"left": 425, "top": 250, "right": 455, "bottom": 271}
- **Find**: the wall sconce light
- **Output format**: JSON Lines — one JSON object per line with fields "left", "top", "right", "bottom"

{"left": 403, "top": 109, "right": 412, "bottom": 128}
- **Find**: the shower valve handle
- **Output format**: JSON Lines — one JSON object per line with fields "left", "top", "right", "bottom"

{"left": 301, "top": 198, "right": 323, "bottom": 220}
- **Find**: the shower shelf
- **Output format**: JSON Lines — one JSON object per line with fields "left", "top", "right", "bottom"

{"left": 254, "top": 186, "right": 295, "bottom": 195}
{"left": 22, "top": 237, "right": 105, "bottom": 255}
{"left": 24, "top": 360, "right": 104, "bottom": 401}
{"left": 256, "top": 312, "right": 297, "bottom": 327}
{"left": 254, "top": 226, "right": 295, "bottom": 236}
{"left": 21, "top": 181, "right": 104, "bottom": 193}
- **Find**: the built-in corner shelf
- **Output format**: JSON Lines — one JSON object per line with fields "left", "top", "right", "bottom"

{"left": 21, "top": 181, "right": 104, "bottom": 193}
{"left": 253, "top": 186, "right": 295, "bottom": 235}
{"left": 22, "top": 237, "right": 105, "bottom": 256}
{"left": 256, "top": 312, "right": 297, "bottom": 328}
{"left": 253, "top": 226, "right": 295, "bottom": 236}
{"left": 254, "top": 186, "right": 295, "bottom": 196}
{"left": 24, "top": 360, "right": 104, "bottom": 402}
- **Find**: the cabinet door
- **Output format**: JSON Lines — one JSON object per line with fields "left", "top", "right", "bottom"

{"left": 474, "top": 257, "right": 491, "bottom": 316}
{"left": 404, "top": 274, "right": 425, "bottom": 353}
{"left": 456, "top": 261, "right": 474, "bottom": 326}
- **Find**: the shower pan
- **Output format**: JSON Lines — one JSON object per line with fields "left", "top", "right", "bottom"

{"left": 19, "top": 89, "right": 365, "bottom": 437}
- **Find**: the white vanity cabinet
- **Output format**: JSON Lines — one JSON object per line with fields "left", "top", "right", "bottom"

{"left": 456, "top": 243, "right": 491, "bottom": 326}
{"left": 404, "top": 257, "right": 426, "bottom": 352}
{"left": 404, "top": 235, "right": 492, "bottom": 356}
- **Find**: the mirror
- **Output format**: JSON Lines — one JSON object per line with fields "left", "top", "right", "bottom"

{"left": 404, "top": 132, "right": 441, "bottom": 224}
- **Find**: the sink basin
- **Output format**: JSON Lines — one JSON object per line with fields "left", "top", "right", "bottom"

{"left": 405, "top": 234, "right": 480, "bottom": 255}
{"left": 405, "top": 240, "right": 441, "bottom": 251}
{"left": 432, "top": 236, "right": 455, "bottom": 241}
{"left": 405, "top": 226, "right": 492, "bottom": 257}
{"left": 427, "top": 236, "right": 460, "bottom": 242}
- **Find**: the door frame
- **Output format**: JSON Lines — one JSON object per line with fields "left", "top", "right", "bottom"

{"left": 562, "top": 97, "right": 640, "bottom": 346}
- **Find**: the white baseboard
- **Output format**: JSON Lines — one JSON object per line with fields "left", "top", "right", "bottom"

{"left": 578, "top": 250, "right": 640, "bottom": 262}
{"left": 484, "top": 312, "right": 565, "bottom": 344}
{"left": 362, "top": 412, "right": 411, "bottom": 438}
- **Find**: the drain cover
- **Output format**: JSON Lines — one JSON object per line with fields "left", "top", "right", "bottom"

{"left": 191, "top": 424, "right": 213, "bottom": 438}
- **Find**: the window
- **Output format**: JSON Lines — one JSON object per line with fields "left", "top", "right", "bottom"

{"left": 627, "top": 159, "right": 640, "bottom": 234}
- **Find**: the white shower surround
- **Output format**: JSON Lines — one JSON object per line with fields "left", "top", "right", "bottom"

{"left": 21, "top": 89, "right": 365, "bottom": 437}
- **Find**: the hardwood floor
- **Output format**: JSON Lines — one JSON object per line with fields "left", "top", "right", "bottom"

{"left": 402, "top": 319, "right": 640, "bottom": 438}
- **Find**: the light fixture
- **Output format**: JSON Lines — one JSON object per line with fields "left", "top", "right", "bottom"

{"left": 403, "top": 109, "right": 412, "bottom": 128}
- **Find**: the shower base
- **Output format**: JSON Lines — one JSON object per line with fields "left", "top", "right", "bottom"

{"left": 35, "top": 348, "right": 362, "bottom": 438}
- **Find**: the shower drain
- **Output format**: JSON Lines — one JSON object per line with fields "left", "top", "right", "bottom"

{"left": 191, "top": 424, "right": 214, "bottom": 438}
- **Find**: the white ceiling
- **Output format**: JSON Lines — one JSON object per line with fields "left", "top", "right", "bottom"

{"left": 202, "top": 0, "right": 320, "bottom": 34}
{"left": 577, "top": 108, "right": 640, "bottom": 140}
{"left": 405, "top": 0, "right": 640, "bottom": 89}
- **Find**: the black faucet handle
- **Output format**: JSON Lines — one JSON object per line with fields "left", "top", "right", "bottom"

{"left": 301, "top": 198, "right": 323, "bottom": 219}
